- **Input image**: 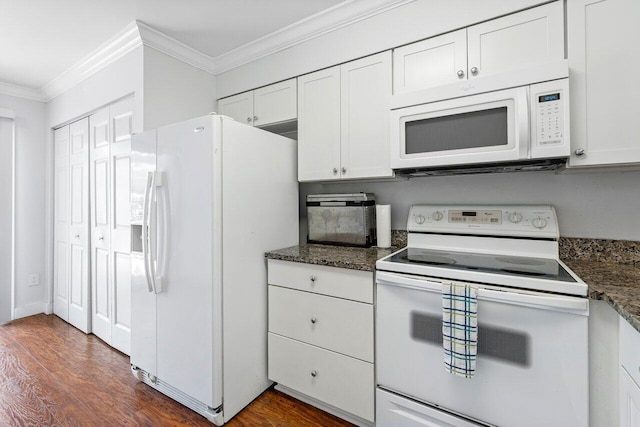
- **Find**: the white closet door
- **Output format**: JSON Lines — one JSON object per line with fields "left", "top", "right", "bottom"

{"left": 0, "top": 117, "right": 14, "bottom": 323}
{"left": 67, "top": 118, "right": 90, "bottom": 333}
{"left": 109, "top": 97, "right": 134, "bottom": 355}
{"left": 53, "top": 126, "right": 70, "bottom": 322}
{"left": 90, "top": 107, "right": 111, "bottom": 342}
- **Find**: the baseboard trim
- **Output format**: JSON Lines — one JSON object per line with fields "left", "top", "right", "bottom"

{"left": 274, "top": 384, "right": 373, "bottom": 427}
{"left": 13, "top": 302, "right": 47, "bottom": 320}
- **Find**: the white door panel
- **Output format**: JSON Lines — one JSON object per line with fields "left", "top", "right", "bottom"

{"left": 67, "top": 118, "right": 90, "bottom": 333}
{"left": 90, "top": 107, "right": 111, "bottom": 343}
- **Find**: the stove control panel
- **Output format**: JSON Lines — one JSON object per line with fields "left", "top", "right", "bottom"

{"left": 408, "top": 205, "right": 558, "bottom": 239}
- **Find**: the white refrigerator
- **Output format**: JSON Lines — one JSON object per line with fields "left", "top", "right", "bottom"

{"left": 129, "top": 114, "right": 298, "bottom": 424}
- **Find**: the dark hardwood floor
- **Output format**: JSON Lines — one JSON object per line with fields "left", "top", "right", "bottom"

{"left": 0, "top": 314, "right": 353, "bottom": 426}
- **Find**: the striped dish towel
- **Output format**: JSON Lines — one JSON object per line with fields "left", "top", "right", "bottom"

{"left": 442, "top": 282, "right": 478, "bottom": 378}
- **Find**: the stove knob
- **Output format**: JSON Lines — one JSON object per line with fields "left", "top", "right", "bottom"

{"left": 432, "top": 211, "right": 443, "bottom": 221}
{"left": 415, "top": 214, "right": 426, "bottom": 224}
{"left": 532, "top": 217, "right": 548, "bottom": 229}
{"left": 508, "top": 212, "right": 523, "bottom": 223}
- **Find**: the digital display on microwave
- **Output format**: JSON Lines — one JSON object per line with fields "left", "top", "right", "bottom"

{"left": 539, "top": 93, "right": 560, "bottom": 102}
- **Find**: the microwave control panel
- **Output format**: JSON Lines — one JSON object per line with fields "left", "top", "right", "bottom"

{"left": 535, "top": 92, "right": 563, "bottom": 145}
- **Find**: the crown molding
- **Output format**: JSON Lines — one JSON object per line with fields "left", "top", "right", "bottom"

{"left": 137, "top": 21, "right": 216, "bottom": 74}
{"left": 0, "top": 82, "right": 45, "bottom": 103}
{"left": 41, "top": 21, "right": 143, "bottom": 102}
{"left": 212, "top": 0, "right": 415, "bottom": 74}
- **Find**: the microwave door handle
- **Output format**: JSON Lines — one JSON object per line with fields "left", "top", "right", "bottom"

{"left": 517, "top": 86, "right": 531, "bottom": 157}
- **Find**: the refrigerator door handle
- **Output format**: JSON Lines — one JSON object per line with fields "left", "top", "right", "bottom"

{"left": 142, "top": 172, "right": 154, "bottom": 293}
{"left": 150, "top": 172, "right": 163, "bottom": 293}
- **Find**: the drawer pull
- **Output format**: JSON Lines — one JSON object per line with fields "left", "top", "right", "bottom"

{"left": 309, "top": 275, "right": 316, "bottom": 283}
{"left": 311, "top": 370, "right": 317, "bottom": 378}
{"left": 310, "top": 317, "right": 317, "bottom": 324}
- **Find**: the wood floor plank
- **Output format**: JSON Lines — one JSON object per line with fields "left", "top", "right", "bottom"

{"left": 0, "top": 314, "right": 354, "bottom": 426}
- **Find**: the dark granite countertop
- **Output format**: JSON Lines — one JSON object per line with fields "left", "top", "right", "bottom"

{"left": 265, "top": 244, "right": 397, "bottom": 272}
{"left": 266, "top": 237, "right": 640, "bottom": 333}
{"left": 564, "top": 260, "right": 640, "bottom": 332}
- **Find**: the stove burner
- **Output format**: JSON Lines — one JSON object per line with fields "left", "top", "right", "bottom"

{"left": 404, "top": 255, "right": 457, "bottom": 266}
{"left": 499, "top": 268, "right": 547, "bottom": 277}
{"left": 495, "top": 256, "right": 546, "bottom": 266}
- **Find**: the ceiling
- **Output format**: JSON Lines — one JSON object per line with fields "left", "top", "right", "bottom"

{"left": 0, "top": 0, "right": 346, "bottom": 90}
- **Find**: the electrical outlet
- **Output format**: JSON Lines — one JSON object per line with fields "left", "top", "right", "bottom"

{"left": 28, "top": 273, "right": 40, "bottom": 287}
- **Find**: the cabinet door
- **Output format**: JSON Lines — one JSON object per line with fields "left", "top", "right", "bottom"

{"left": 393, "top": 29, "right": 467, "bottom": 94}
{"left": 568, "top": 0, "right": 640, "bottom": 167}
{"left": 53, "top": 126, "right": 70, "bottom": 322}
{"left": 620, "top": 367, "right": 640, "bottom": 427}
{"left": 68, "top": 118, "right": 90, "bottom": 333}
{"left": 341, "top": 51, "right": 393, "bottom": 180}
{"left": 253, "top": 78, "right": 297, "bottom": 127}
{"left": 109, "top": 97, "right": 134, "bottom": 355}
{"left": 218, "top": 91, "right": 254, "bottom": 126}
{"left": 297, "top": 66, "right": 341, "bottom": 181}
{"left": 90, "top": 107, "right": 112, "bottom": 343}
{"left": 467, "top": 1, "right": 564, "bottom": 79}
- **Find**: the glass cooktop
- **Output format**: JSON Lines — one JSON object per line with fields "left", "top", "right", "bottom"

{"left": 387, "top": 248, "right": 577, "bottom": 283}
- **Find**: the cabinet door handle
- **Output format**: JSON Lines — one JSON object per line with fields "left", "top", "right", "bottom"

{"left": 309, "top": 275, "right": 316, "bottom": 282}
{"left": 457, "top": 70, "right": 464, "bottom": 78}
{"left": 470, "top": 67, "right": 478, "bottom": 75}
{"left": 341, "top": 167, "right": 347, "bottom": 175}
{"left": 98, "top": 235, "right": 104, "bottom": 241}
{"left": 246, "top": 116, "right": 252, "bottom": 123}
{"left": 310, "top": 370, "right": 317, "bottom": 378}
{"left": 332, "top": 168, "right": 338, "bottom": 175}
{"left": 310, "top": 317, "right": 317, "bottom": 324}
{"left": 253, "top": 115, "right": 258, "bottom": 122}
{"left": 575, "top": 148, "right": 585, "bottom": 156}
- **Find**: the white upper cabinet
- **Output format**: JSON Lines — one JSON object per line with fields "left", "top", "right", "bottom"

{"left": 392, "top": 1, "right": 564, "bottom": 103}
{"left": 218, "top": 78, "right": 297, "bottom": 128}
{"left": 394, "top": 29, "right": 467, "bottom": 94}
{"left": 568, "top": 0, "right": 640, "bottom": 168}
{"left": 466, "top": 1, "right": 564, "bottom": 80}
{"left": 298, "top": 51, "right": 393, "bottom": 182}
{"left": 218, "top": 91, "right": 253, "bottom": 126}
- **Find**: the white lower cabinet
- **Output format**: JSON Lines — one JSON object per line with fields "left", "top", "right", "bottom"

{"left": 620, "top": 316, "right": 640, "bottom": 426}
{"left": 267, "top": 259, "right": 374, "bottom": 424}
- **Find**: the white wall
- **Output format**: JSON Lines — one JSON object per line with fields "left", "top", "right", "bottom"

{"left": 143, "top": 47, "right": 216, "bottom": 130}
{"left": 300, "top": 168, "right": 640, "bottom": 240}
{"left": 215, "top": 0, "right": 546, "bottom": 97}
{"left": 0, "top": 94, "right": 47, "bottom": 319}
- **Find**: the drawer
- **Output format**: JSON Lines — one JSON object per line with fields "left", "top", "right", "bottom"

{"left": 268, "top": 259, "right": 373, "bottom": 303}
{"left": 269, "top": 285, "right": 373, "bottom": 362}
{"left": 268, "top": 333, "right": 374, "bottom": 422}
{"left": 620, "top": 316, "right": 640, "bottom": 386}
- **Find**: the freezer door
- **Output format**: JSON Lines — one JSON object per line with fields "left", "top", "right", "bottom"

{"left": 155, "top": 116, "right": 218, "bottom": 408}
{"left": 130, "top": 129, "right": 158, "bottom": 376}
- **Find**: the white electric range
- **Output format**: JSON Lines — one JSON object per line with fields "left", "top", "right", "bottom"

{"left": 375, "top": 205, "right": 588, "bottom": 427}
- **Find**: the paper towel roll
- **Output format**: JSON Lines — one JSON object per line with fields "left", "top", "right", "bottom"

{"left": 376, "top": 204, "right": 391, "bottom": 248}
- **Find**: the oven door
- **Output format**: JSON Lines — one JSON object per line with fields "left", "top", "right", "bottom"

{"left": 376, "top": 271, "right": 588, "bottom": 427}
{"left": 390, "top": 87, "right": 529, "bottom": 170}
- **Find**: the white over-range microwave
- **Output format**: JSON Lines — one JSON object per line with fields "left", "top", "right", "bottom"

{"left": 390, "top": 78, "right": 570, "bottom": 175}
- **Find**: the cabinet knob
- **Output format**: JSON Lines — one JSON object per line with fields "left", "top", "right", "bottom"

{"left": 246, "top": 117, "right": 252, "bottom": 123}
{"left": 457, "top": 70, "right": 464, "bottom": 78}
{"left": 341, "top": 167, "right": 347, "bottom": 175}
{"left": 575, "top": 148, "right": 585, "bottom": 156}
{"left": 333, "top": 168, "right": 338, "bottom": 175}
{"left": 98, "top": 235, "right": 104, "bottom": 241}
{"left": 470, "top": 67, "right": 478, "bottom": 75}
{"left": 309, "top": 275, "right": 316, "bottom": 282}
{"left": 310, "top": 317, "right": 317, "bottom": 324}
{"left": 253, "top": 115, "right": 258, "bottom": 122}
{"left": 310, "top": 370, "right": 317, "bottom": 378}
{"left": 74, "top": 234, "right": 80, "bottom": 239}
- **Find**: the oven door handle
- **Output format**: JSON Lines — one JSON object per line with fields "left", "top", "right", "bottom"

{"left": 376, "top": 271, "right": 588, "bottom": 315}
{"left": 478, "top": 288, "right": 588, "bottom": 314}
